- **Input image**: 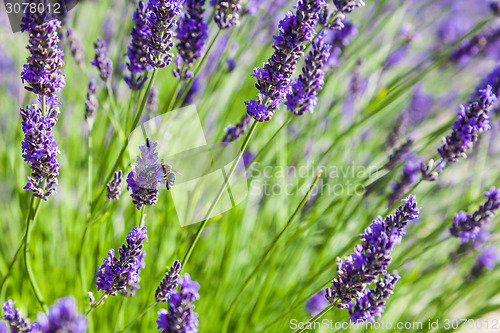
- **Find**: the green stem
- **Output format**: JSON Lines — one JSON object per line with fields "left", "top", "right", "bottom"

{"left": 86, "top": 293, "right": 107, "bottom": 316}
{"left": 105, "top": 82, "right": 126, "bottom": 141}
{"left": 222, "top": 170, "right": 324, "bottom": 333}
{"left": 181, "top": 120, "right": 258, "bottom": 268}
{"left": 162, "top": 79, "right": 182, "bottom": 114}
{"left": 139, "top": 206, "right": 146, "bottom": 228}
{"left": 0, "top": 235, "right": 26, "bottom": 293}
{"left": 24, "top": 196, "right": 47, "bottom": 312}
{"left": 118, "top": 301, "right": 156, "bottom": 333}
{"left": 294, "top": 303, "right": 336, "bottom": 333}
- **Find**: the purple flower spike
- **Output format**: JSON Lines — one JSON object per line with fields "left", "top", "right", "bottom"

{"left": 285, "top": 30, "right": 331, "bottom": 116}
{"left": 348, "top": 274, "right": 399, "bottom": 323}
{"left": 333, "top": 0, "right": 365, "bottom": 13}
{"left": 214, "top": 0, "right": 242, "bottom": 29}
{"left": 174, "top": 0, "right": 208, "bottom": 79}
{"left": 107, "top": 170, "right": 123, "bottom": 201}
{"left": 65, "top": 28, "right": 85, "bottom": 66}
{"left": 222, "top": 114, "right": 252, "bottom": 142}
{"left": 468, "top": 247, "right": 498, "bottom": 280}
{"left": 37, "top": 297, "right": 87, "bottom": 333}
{"left": 326, "top": 195, "right": 419, "bottom": 309}
{"left": 125, "top": 1, "right": 153, "bottom": 90}
{"left": 95, "top": 226, "right": 148, "bottom": 296}
{"left": 146, "top": 0, "right": 185, "bottom": 69}
{"left": 306, "top": 290, "right": 328, "bottom": 317}
{"left": 156, "top": 274, "right": 200, "bottom": 333}
{"left": 2, "top": 300, "right": 39, "bottom": 333}
{"left": 91, "top": 37, "right": 113, "bottom": 82}
{"left": 245, "top": 0, "right": 327, "bottom": 122}
{"left": 156, "top": 260, "right": 182, "bottom": 302}
{"left": 85, "top": 80, "right": 98, "bottom": 124}
{"left": 127, "top": 138, "right": 165, "bottom": 209}
{"left": 20, "top": 1, "right": 65, "bottom": 101}
{"left": 21, "top": 104, "right": 61, "bottom": 200}
{"left": 450, "top": 187, "right": 500, "bottom": 244}
{"left": 439, "top": 86, "right": 496, "bottom": 163}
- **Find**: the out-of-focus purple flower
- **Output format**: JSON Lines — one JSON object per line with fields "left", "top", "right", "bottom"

{"left": 214, "top": 0, "right": 242, "bottom": 29}
{"left": 125, "top": 1, "right": 153, "bottom": 90}
{"left": 389, "top": 156, "right": 422, "bottom": 205}
{"left": 20, "top": 1, "right": 65, "bottom": 102}
{"left": 156, "top": 260, "right": 182, "bottom": 302}
{"left": 437, "top": 13, "right": 471, "bottom": 44}
{"left": 91, "top": 37, "right": 113, "bottom": 82}
{"left": 65, "top": 27, "right": 85, "bottom": 66}
{"left": 181, "top": 76, "right": 201, "bottom": 106}
{"left": 438, "top": 86, "right": 496, "bottom": 163}
{"left": 85, "top": 80, "right": 98, "bottom": 124}
{"left": 174, "top": 0, "right": 208, "bottom": 79}
{"left": 146, "top": 0, "right": 184, "bottom": 69}
{"left": 246, "top": 0, "right": 327, "bottom": 122}
{"left": 333, "top": 0, "right": 364, "bottom": 13}
{"left": 107, "top": 170, "right": 123, "bottom": 201}
{"left": 156, "top": 274, "right": 200, "bottom": 333}
{"left": 407, "top": 84, "right": 433, "bottom": 125}
{"left": 348, "top": 274, "right": 399, "bottom": 323}
{"left": 21, "top": 104, "right": 61, "bottom": 200}
{"left": 449, "top": 28, "right": 500, "bottom": 66}
{"left": 450, "top": 187, "right": 500, "bottom": 244}
{"left": 2, "top": 300, "right": 39, "bottom": 333}
{"left": 385, "top": 112, "right": 409, "bottom": 149}
{"left": 343, "top": 59, "right": 368, "bottom": 117}
{"left": 127, "top": 138, "right": 165, "bottom": 209}
{"left": 326, "top": 195, "right": 420, "bottom": 309}
{"left": 0, "top": 322, "right": 7, "bottom": 333}
{"left": 306, "top": 290, "right": 328, "bottom": 317}
{"left": 95, "top": 226, "right": 148, "bottom": 296}
{"left": 285, "top": 30, "right": 330, "bottom": 116}
{"left": 36, "top": 297, "right": 87, "bottom": 333}
{"left": 468, "top": 247, "right": 498, "bottom": 280}
{"left": 324, "top": 20, "right": 358, "bottom": 67}
{"left": 383, "top": 45, "right": 408, "bottom": 71}
{"left": 384, "top": 138, "right": 414, "bottom": 170}
{"left": 147, "top": 86, "right": 159, "bottom": 112}
{"left": 242, "top": 151, "right": 255, "bottom": 167}
{"left": 222, "top": 114, "right": 252, "bottom": 142}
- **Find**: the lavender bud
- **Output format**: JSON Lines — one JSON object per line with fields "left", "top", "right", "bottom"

{"left": 214, "top": 0, "right": 242, "bottom": 29}
{"left": 95, "top": 226, "right": 148, "bottom": 296}
{"left": 65, "top": 27, "right": 85, "bottom": 66}
{"left": 85, "top": 80, "right": 98, "bottom": 124}
{"left": 91, "top": 37, "right": 113, "bottom": 82}
{"left": 147, "top": 86, "right": 159, "bottom": 112}
{"left": 107, "top": 170, "right": 123, "bottom": 200}
{"left": 155, "top": 260, "right": 182, "bottom": 302}
{"left": 36, "top": 297, "right": 87, "bottom": 333}
{"left": 306, "top": 290, "right": 328, "bottom": 317}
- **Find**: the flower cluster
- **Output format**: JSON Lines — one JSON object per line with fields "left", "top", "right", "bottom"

{"left": 95, "top": 226, "right": 148, "bottom": 296}
{"left": 174, "top": 0, "right": 208, "bottom": 79}
{"left": 107, "top": 170, "right": 123, "bottom": 201}
{"left": 126, "top": 138, "right": 165, "bottom": 209}
{"left": 125, "top": 0, "right": 153, "bottom": 90}
{"left": 37, "top": 297, "right": 87, "bottom": 333}
{"left": 326, "top": 195, "right": 420, "bottom": 309}
{"left": 21, "top": 104, "right": 61, "bottom": 200}
{"left": 156, "top": 260, "right": 182, "bottom": 302}
{"left": 146, "top": 0, "right": 184, "bottom": 69}
{"left": 91, "top": 37, "right": 113, "bottom": 82}
{"left": 348, "top": 274, "right": 399, "bottom": 323}
{"left": 84, "top": 80, "right": 98, "bottom": 124}
{"left": 222, "top": 114, "right": 252, "bottom": 142}
{"left": 245, "top": 0, "right": 326, "bottom": 122}
{"left": 333, "top": 0, "right": 365, "bottom": 13}
{"left": 20, "top": 0, "right": 65, "bottom": 102}
{"left": 450, "top": 187, "right": 500, "bottom": 244}
{"left": 65, "top": 27, "right": 85, "bottom": 66}
{"left": 2, "top": 300, "right": 39, "bottom": 332}
{"left": 438, "top": 86, "right": 496, "bottom": 163}
{"left": 214, "top": 0, "right": 242, "bottom": 29}
{"left": 285, "top": 30, "right": 331, "bottom": 116}
{"left": 156, "top": 274, "right": 200, "bottom": 333}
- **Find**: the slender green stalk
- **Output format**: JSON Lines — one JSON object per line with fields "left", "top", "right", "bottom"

{"left": 222, "top": 170, "right": 324, "bottom": 333}
{"left": 86, "top": 293, "right": 107, "bottom": 316}
{"left": 139, "top": 206, "right": 146, "bottom": 228}
{"left": 0, "top": 235, "right": 26, "bottom": 293}
{"left": 162, "top": 78, "right": 182, "bottom": 114}
{"left": 106, "top": 81, "right": 126, "bottom": 140}
{"left": 24, "top": 196, "right": 47, "bottom": 312}
{"left": 294, "top": 303, "right": 336, "bottom": 333}
{"left": 118, "top": 301, "right": 156, "bottom": 333}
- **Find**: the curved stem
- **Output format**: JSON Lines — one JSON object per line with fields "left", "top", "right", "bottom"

{"left": 294, "top": 303, "right": 336, "bottom": 333}
{"left": 222, "top": 170, "right": 324, "bottom": 333}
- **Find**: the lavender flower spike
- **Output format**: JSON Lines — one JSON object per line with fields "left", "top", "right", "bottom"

{"left": 246, "top": 0, "right": 327, "bottom": 122}
{"left": 450, "top": 187, "right": 500, "bottom": 244}
{"left": 65, "top": 27, "right": 85, "bottom": 66}
{"left": 126, "top": 138, "right": 165, "bottom": 209}
{"left": 36, "top": 297, "right": 87, "bottom": 333}
{"left": 222, "top": 114, "right": 252, "bottom": 142}
{"left": 174, "top": 0, "right": 208, "bottom": 79}
{"left": 326, "top": 195, "right": 420, "bottom": 309}
{"left": 333, "top": 0, "right": 365, "bottom": 13}
{"left": 107, "top": 170, "right": 123, "bottom": 201}
{"left": 156, "top": 274, "right": 200, "bottom": 333}
{"left": 146, "top": 0, "right": 184, "bottom": 69}
{"left": 125, "top": 0, "right": 153, "bottom": 91}
{"left": 91, "top": 37, "right": 113, "bottom": 82}
{"left": 21, "top": 104, "right": 61, "bottom": 200}
{"left": 2, "top": 300, "right": 39, "bottom": 332}
{"left": 95, "top": 226, "right": 148, "bottom": 296}
{"left": 348, "top": 274, "right": 399, "bottom": 323}
{"left": 214, "top": 0, "right": 242, "bottom": 29}
{"left": 20, "top": 0, "right": 65, "bottom": 101}
{"left": 286, "top": 30, "right": 330, "bottom": 116}
{"left": 156, "top": 260, "right": 182, "bottom": 302}
{"left": 438, "top": 86, "right": 496, "bottom": 163}
{"left": 85, "top": 80, "right": 98, "bottom": 125}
